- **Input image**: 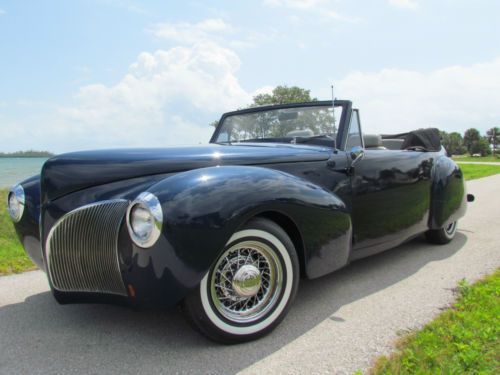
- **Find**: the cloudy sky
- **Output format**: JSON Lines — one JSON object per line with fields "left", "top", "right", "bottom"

{"left": 0, "top": 0, "right": 499, "bottom": 153}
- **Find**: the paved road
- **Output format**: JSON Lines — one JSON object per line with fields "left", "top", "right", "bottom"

{"left": 1, "top": 175, "right": 499, "bottom": 375}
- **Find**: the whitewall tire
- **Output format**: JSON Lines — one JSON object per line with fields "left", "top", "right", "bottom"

{"left": 182, "top": 218, "right": 299, "bottom": 344}
{"left": 425, "top": 221, "right": 457, "bottom": 244}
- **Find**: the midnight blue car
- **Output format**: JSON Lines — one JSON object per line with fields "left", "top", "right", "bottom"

{"left": 7, "top": 100, "right": 471, "bottom": 343}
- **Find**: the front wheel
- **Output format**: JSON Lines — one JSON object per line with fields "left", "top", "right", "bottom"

{"left": 182, "top": 218, "right": 299, "bottom": 344}
{"left": 425, "top": 221, "right": 457, "bottom": 244}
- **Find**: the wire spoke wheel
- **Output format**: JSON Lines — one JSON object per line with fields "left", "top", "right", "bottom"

{"left": 209, "top": 241, "right": 283, "bottom": 324}
{"left": 183, "top": 218, "right": 299, "bottom": 343}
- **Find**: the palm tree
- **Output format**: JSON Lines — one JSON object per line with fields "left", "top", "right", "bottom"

{"left": 486, "top": 127, "right": 500, "bottom": 158}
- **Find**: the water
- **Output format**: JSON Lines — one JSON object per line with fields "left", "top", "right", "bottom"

{"left": 0, "top": 158, "right": 48, "bottom": 188}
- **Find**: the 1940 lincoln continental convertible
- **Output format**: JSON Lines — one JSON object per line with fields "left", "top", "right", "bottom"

{"left": 8, "top": 100, "right": 473, "bottom": 343}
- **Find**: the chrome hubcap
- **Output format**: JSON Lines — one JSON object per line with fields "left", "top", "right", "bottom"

{"left": 232, "top": 265, "right": 262, "bottom": 297}
{"left": 210, "top": 241, "right": 283, "bottom": 324}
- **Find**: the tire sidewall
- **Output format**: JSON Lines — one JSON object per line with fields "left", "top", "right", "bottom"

{"left": 190, "top": 219, "right": 299, "bottom": 343}
{"left": 426, "top": 220, "right": 458, "bottom": 245}
{"left": 442, "top": 221, "right": 457, "bottom": 240}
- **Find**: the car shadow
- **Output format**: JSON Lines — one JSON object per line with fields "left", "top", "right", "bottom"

{"left": 0, "top": 232, "right": 466, "bottom": 374}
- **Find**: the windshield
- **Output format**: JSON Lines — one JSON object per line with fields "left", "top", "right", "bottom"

{"left": 213, "top": 105, "right": 343, "bottom": 146}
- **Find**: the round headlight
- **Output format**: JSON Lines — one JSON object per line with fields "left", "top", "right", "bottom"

{"left": 126, "top": 192, "right": 162, "bottom": 248}
{"left": 7, "top": 184, "right": 25, "bottom": 223}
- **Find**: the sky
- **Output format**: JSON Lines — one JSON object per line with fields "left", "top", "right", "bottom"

{"left": 0, "top": 0, "right": 499, "bottom": 153}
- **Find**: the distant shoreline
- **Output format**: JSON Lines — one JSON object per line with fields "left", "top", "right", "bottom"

{"left": 0, "top": 156, "right": 52, "bottom": 158}
{"left": 0, "top": 151, "right": 53, "bottom": 158}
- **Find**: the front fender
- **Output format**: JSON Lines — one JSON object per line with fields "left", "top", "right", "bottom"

{"left": 429, "top": 156, "right": 467, "bottom": 229}
{"left": 126, "top": 165, "right": 351, "bottom": 305}
{"left": 11, "top": 175, "right": 44, "bottom": 270}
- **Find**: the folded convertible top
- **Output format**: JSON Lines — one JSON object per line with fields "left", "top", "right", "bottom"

{"left": 381, "top": 128, "right": 441, "bottom": 152}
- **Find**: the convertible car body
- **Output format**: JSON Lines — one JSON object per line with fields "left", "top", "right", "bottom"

{"left": 8, "top": 100, "right": 472, "bottom": 343}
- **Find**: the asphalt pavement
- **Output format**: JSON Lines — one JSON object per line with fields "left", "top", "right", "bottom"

{"left": 1, "top": 175, "right": 499, "bottom": 375}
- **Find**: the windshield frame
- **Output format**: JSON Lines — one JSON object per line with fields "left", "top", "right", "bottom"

{"left": 210, "top": 100, "right": 352, "bottom": 149}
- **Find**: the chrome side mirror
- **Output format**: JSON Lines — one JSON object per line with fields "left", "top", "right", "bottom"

{"left": 350, "top": 146, "right": 364, "bottom": 165}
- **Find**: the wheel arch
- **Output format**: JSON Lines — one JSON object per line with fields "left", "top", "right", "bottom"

{"left": 252, "top": 211, "right": 306, "bottom": 277}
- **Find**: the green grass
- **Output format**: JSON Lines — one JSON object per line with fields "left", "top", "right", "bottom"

{"left": 460, "top": 164, "right": 500, "bottom": 181}
{"left": 0, "top": 189, "right": 36, "bottom": 275}
{"left": 371, "top": 270, "right": 500, "bottom": 374}
{"left": 452, "top": 155, "right": 499, "bottom": 163}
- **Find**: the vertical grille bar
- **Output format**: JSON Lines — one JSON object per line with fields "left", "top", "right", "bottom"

{"left": 46, "top": 200, "right": 128, "bottom": 296}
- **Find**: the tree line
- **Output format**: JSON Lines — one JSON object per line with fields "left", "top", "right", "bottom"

{"left": 212, "top": 85, "right": 499, "bottom": 158}
{"left": 0, "top": 150, "right": 54, "bottom": 158}
{"left": 441, "top": 128, "right": 499, "bottom": 157}
{"left": 210, "top": 85, "right": 316, "bottom": 128}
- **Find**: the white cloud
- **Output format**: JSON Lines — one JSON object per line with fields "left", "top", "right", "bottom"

{"left": 148, "top": 18, "right": 233, "bottom": 44}
{"left": 263, "top": 0, "right": 325, "bottom": 9}
{"left": 6, "top": 55, "right": 500, "bottom": 153}
{"left": 0, "top": 16, "right": 278, "bottom": 154}
{"left": 252, "top": 85, "right": 275, "bottom": 97}
{"left": 0, "top": 42, "right": 255, "bottom": 153}
{"left": 148, "top": 18, "right": 274, "bottom": 50}
{"left": 388, "top": 0, "right": 419, "bottom": 10}
{"left": 71, "top": 42, "right": 249, "bottom": 113}
{"left": 58, "top": 42, "right": 252, "bottom": 148}
{"left": 263, "top": 0, "right": 360, "bottom": 23}
{"left": 335, "top": 57, "right": 500, "bottom": 135}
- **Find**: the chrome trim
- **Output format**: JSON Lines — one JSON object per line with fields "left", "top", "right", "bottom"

{"left": 126, "top": 192, "right": 163, "bottom": 248}
{"left": 45, "top": 199, "right": 128, "bottom": 296}
{"left": 232, "top": 265, "right": 262, "bottom": 297}
{"left": 7, "top": 184, "right": 25, "bottom": 222}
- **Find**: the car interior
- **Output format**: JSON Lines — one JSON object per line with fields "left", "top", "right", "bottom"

{"left": 362, "top": 128, "right": 441, "bottom": 152}
{"left": 363, "top": 134, "right": 403, "bottom": 150}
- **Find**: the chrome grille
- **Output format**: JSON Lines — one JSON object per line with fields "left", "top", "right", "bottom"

{"left": 46, "top": 200, "right": 128, "bottom": 296}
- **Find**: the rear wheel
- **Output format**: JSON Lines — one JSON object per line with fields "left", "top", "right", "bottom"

{"left": 182, "top": 218, "right": 299, "bottom": 344}
{"left": 425, "top": 221, "right": 457, "bottom": 244}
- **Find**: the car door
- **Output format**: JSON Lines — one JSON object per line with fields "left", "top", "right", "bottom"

{"left": 346, "top": 110, "right": 434, "bottom": 255}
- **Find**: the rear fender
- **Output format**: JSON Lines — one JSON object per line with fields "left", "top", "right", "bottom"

{"left": 429, "top": 156, "right": 467, "bottom": 229}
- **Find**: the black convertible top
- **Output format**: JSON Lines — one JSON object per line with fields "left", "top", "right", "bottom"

{"left": 382, "top": 128, "right": 441, "bottom": 152}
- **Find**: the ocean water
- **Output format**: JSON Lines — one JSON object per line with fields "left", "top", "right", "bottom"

{"left": 0, "top": 158, "right": 48, "bottom": 188}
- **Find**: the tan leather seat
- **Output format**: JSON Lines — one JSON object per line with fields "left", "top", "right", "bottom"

{"left": 363, "top": 134, "right": 386, "bottom": 149}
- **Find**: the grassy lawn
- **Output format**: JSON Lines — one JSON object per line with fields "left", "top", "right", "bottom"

{"left": 460, "top": 164, "right": 500, "bottom": 181}
{"left": 0, "top": 189, "right": 36, "bottom": 275}
{"left": 452, "top": 155, "right": 499, "bottom": 163}
{"left": 370, "top": 270, "right": 500, "bottom": 374}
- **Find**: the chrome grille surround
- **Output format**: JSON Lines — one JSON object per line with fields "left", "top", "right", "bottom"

{"left": 45, "top": 199, "right": 128, "bottom": 296}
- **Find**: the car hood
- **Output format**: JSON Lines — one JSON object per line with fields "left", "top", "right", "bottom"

{"left": 41, "top": 143, "right": 331, "bottom": 202}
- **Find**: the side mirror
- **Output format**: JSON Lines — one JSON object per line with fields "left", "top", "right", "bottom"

{"left": 350, "top": 145, "right": 364, "bottom": 165}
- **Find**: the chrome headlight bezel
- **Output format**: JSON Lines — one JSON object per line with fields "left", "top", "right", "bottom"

{"left": 126, "top": 192, "right": 163, "bottom": 248}
{"left": 7, "top": 184, "right": 25, "bottom": 223}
